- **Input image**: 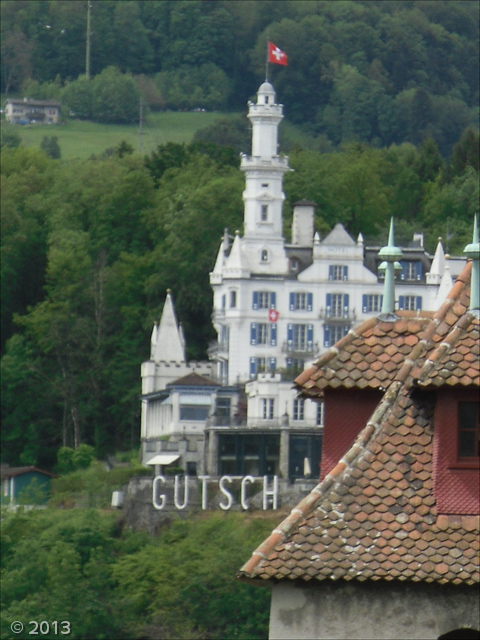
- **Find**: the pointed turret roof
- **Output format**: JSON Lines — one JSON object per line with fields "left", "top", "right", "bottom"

{"left": 223, "top": 231, "right": 250, "bottom": 278}
{"left": 427, "top": 238, "right": 446, "bottom": 285}
{"left": 152, "top": 291, "right": 186, "bottom": 363}
{"left": 435, "top": 258, "right": 453, "bottom": 309}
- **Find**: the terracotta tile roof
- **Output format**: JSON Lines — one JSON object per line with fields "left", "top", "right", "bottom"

{"left": 295, "top": 262, "right": 478, "bottom": 397}
{"left": 238, "top": 261, "right": 479, "bottom": 586}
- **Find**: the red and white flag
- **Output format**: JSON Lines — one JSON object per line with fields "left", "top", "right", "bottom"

{"left": 268, "top": 42, "right": 288, "bottom": 66}
{"left": 268, "top": 309, "right": 279, "bottom": 322}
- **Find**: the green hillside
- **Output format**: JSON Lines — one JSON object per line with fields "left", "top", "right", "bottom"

{"left": 1, "top": 111, "right": 234, "bottom": 160}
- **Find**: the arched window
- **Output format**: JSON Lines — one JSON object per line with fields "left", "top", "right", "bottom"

{"left": 261, "top": 250, "right": 269, "bottom": 262}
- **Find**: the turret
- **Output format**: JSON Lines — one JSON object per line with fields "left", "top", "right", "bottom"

{"left": 240, "top": 81, "right": 290, "bottom": 241}
{"left": 378, "top": 219, "right": 403, "bottom": 318}
{"left": 464, "top": 214, "right": 480, "bottom": 312}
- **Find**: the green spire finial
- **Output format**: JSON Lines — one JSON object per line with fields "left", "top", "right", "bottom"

{"left": 378, "top": 218, "right": 403, "bottom": 317}
{"left": 464, "top": 214, "right": 479, "bottom": 311}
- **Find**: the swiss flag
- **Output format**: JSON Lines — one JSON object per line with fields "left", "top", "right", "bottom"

{"left": 268, "top": 42, "right": 288, "bottom": 66}
{"left": 268, "top": 309, "right": 279, "bottom": 322}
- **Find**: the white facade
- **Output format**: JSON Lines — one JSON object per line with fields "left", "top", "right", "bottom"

{"left": 209, "top": 82, "right": 460, "bottom": 387}
{"left": 141, "top": 81, "right": 464, "bottom": 482}
{"left": 5, "top": 98, "right": 61, "bottom": 124}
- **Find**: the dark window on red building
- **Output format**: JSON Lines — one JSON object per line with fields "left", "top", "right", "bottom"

{"left": 458, "top": 402, "right": 479, "bottom": 458}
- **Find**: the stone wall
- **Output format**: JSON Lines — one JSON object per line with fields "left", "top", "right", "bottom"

{"left": 269, "top": 580, "right": 480, "bottom": 640}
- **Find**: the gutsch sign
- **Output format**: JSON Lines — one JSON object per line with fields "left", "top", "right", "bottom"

{"left": 152, "top": 474, "right": 280, "bottom": 511}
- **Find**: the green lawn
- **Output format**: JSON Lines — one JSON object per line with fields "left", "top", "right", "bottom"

{"left": 1, "top": 110, "right": 235, "bottom": 160}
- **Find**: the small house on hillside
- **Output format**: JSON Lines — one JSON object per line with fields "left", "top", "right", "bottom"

{"left": 238, "top": 219, "right": 480, "bottom": 640}
{"left": 1, "top": 465, "right": 57, "bottom": 505}
{"left": 4, "top": 98, "right": 61, "bottom": 124}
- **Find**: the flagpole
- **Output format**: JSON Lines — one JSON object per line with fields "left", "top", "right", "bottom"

{"left": 265, "top": 37, "right": 269, "bottom": 81}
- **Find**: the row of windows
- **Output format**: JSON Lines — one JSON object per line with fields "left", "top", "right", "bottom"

{"left": 250, "top": 323, "right": 345, "bottom": 351}
{"left": 228, "top": 291, "right": 421, "bottom": 314}
{"left": 219, "top": 433, "right": 323, "bottom": 480}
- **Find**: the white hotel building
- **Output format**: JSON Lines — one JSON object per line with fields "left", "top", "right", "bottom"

{"left": 140, "top": 81, "right": 462, "bottom": 483}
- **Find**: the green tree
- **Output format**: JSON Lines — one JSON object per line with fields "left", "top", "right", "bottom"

{"left": 0, "top": 127, "right": 22, "bottom": 149}
{"left": 40, "top": 136, "right": 61, "bottom": 159}
{"left": 193, "top": 115, "right": 252, "bottom": 154}
{"left": 448, "top": 128, "right": 480, "bottom": 178}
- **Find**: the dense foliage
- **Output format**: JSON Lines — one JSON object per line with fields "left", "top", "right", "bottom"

{"left": 0, "top": 506, "right": 275, "bottom": 639}
{"left": 1, "top": 129, "right": 478, "bottom": 467}
{"left": 2, "top": 0, "right": 478, "bottom": 154}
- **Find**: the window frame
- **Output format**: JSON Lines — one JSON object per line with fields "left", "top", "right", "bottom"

{"left": 261, "top": 398, "right": 275, "bottom": 420}
{"left": 457, "top": 402, "right": 480, "bottom": 460}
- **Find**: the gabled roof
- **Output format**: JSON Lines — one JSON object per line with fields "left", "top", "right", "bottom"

{"left": 0, "top": 465, "right": 57, "bottom": 479}
{"left": 5, "top": 98, "right": 61, "bottom": 107}
{"left": 322, "top": 223, "right": 356, "bottom": 246}
{"left": 167, "top": 372, "right": 219, "bottom": 387}
{"left": 238, "top": 261, "right": 479, "bottom": 586}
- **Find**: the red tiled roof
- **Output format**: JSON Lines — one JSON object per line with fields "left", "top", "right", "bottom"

{"left": 238, "top": 261, "right": 479, "bottom": 586}
{"left": 167, "top": 372, "right": 219, "bottom": 387}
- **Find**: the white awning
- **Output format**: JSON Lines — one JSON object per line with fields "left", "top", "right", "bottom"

{"left": 179, "top": 394, "right": 212, "bottom": 405}
{"left": 146, "top": 454, "right": 180, "bottom": 466}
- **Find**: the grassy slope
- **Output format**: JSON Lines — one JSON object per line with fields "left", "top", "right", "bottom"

{"left": 1, "top": 111, "right": 235, "bottom": 160}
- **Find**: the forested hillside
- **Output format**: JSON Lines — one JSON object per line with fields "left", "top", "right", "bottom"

{"left": 2, "top": 0, "right": 478, "bottom": 155}
{"left": 2, "top": 131, "right": 478, "bottom": 468}
{"left": 1, "top": 0, "right": 479, "bottom": 468}
{"left": 1, "top": 507, "right": 275, "bottom": 639}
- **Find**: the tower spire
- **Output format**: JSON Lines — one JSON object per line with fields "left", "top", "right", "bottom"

{"left": 378, "top": 218, "right": 403, "bottom": 318}
{"left": 464, "top": 214, "right": 480, "bottom": 312}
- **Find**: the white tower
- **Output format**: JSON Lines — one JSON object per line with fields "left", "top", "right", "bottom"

{"left": 239, "top": 82, "right": 290, "bottom": 272}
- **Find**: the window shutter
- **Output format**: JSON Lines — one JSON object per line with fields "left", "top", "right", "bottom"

{"left": 270, "top": 292, "right": 276, "bottom": 309}
{"left": 343, "top": 294, "right": 349, "bottom": 317}
{"left": 326, "top": 293, "right": 332, "bottom": 317}
{"left": 307, "top": 324, "right": 314, "bottom": 349}
{"left": 286, "top": 358, "right": 293, "bottom": 369}
{"left": 252, "top": 291, "right": 259, "bottom": 310}
{"left": 343, "top": 266, "right": 348, "bottom": 281}
{"left": 328, "top": 265, "right": 333, "bottom": 281}
{"left": 250, "top": 357, "right": 257, "bottom": 377}
{"left": 362, "top": 294, "right": 368, "bottom": 313}
{"left": 400, "top": 261, "right": 406, "bottom": 281}
{"left": 417, "top": 261, "right": 423, "bottom": 280}
{"left": 270, "top": 323, "right": 277, "bottom": 346}
{"left": 307, "top": 292, "right": 313, "bottom": 311}
{"left": 289, "top": 292, "right": 295, "bottom": 311}
{"left": 343, "top": 325, "right": 349, "bottom": 337}
{"left": 324, "top": 325, "right": 331, "bottom": 348}
{"left": 287, "top": 324, "right": 293, "bottom": 349}
{"left": 269, "top": 357, "right": 276, "bottom": 371}
{"left": 416, "top": 296, "right": 422, "bottom": 310}
{"left": 398, "top": 296, "right": 405, "bottom": 310}
{"left": 250, "top": 323, "right": 257, "bottom": 345}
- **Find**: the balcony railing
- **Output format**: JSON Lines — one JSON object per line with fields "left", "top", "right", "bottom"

{"left": 318, "top": 308, "right": 357, "bottom": 322}
{"left": 207, "top": 341, "right": 229, "bottom": 357}
{"left": 282, "top": 341, "right": 320, "bottom": 355}
{"left": 206, "top": 416, "right": 320, "bottom": 429}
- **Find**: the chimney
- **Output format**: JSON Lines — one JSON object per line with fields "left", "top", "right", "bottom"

{"left": 291, "top": 200, "right": 316, "bottom": 247}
